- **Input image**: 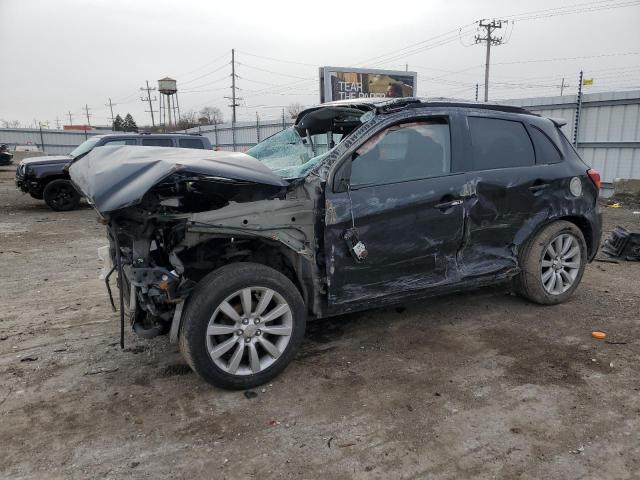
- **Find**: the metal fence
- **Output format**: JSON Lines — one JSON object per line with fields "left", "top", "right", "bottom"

{"left": 0, "top": 128, "right": 113, "bottom": 155}
{"left": 502, "top": 90, "right": 640, "bottom": 186}
{"left": 181, "top": 119, "right": 295, "bottom": 152}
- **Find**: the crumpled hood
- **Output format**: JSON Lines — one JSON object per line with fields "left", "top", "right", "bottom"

{"left": 21, "top": 154, "right": 72, "bottom": 165}
{"left": 69, "top": 145, "right": 288, "bottom": 213}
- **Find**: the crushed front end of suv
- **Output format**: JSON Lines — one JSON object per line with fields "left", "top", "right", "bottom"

{"left": 69, "top": 98, "right": 602, "bottom": 390}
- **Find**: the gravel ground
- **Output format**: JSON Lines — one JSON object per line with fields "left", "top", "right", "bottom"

{"left": 1, "top": 166, "right": 639, "bottom": 480}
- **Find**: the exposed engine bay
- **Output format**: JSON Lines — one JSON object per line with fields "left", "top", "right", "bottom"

{"left": 69, "top": 103, "right": 374, "bottom": 344}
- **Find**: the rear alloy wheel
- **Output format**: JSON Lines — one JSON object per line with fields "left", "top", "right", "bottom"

{"left": 515, "top": 220, "right": 587, "bottom": 305}
{"left": 180, "top": 263, "right": 306, "bottom": 389}
{"left": 540, "top": 233, "right": 582, "bottom": 295}
{"left": 43, "top": 179, "right": 81, "bottom": 211}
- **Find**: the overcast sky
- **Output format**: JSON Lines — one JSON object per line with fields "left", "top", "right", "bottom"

{"left": 1, "top": 0, "right": 639, "bottom": 128}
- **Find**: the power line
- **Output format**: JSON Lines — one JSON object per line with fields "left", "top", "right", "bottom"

{"left": 475, "top": 19, "right": 508, "bottom": 102}
{"left": 140, "top": 80, "right": 157, "bottom": 127}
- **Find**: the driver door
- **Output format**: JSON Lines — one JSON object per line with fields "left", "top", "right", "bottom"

{"left": 324, "top": 115, "right": 468, "bottom": 309}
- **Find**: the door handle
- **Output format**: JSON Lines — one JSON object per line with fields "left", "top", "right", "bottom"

{"left": 434, "top": 199, "right": 463, "bottom": 210}
{"left": 529, "top": 183, "right": 549, "bottom": 192}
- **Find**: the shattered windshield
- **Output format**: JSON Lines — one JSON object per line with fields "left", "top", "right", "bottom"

{"left": 69, "top": 137, "right": 101, "bottom": 159}
{"left": 246, "top": 127, "right": 340, "bottom": 178}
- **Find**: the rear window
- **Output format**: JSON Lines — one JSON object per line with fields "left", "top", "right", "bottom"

{"left": 528, "top": 125, "right": 562, "bottom": 164}
{"left": 142, "top": 138, "right": 174, "bottom": 147}
{"left": 178, "top": 138, "right": 205, "bottom": 149}
{"left": 469, "top": 117, "right": 535, "bottom": 170}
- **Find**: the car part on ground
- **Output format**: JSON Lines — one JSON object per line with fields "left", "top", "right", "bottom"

{"left": 69, "top": 98, "right": 602, "bottom": 388}
{"left": 602, "top": 226, "right": 640, "bottom": 261}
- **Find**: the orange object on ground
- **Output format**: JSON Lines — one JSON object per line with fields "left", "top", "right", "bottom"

{"left": 592, "top": 331, "right": 607, "bottom": 340}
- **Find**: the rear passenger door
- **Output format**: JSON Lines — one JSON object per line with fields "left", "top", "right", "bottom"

{"left": 460, "top": 115, "right": 562, "bottom": 276}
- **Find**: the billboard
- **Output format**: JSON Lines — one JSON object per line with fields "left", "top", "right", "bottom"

{"left": 319, "top": 66, "right": 418, "bottom": 103}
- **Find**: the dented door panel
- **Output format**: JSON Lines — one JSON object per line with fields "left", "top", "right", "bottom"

{"left": 325, "top": 174, "right": 468, "bottom": 307}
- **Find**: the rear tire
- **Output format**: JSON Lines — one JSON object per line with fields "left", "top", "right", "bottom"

{"left": 179, "top": 262, "right": 306, "bottom": 390}
{"left": 515, "top": 220, "right": 587, "bottom": 305}
{"left": 43, "top": 179, "right": 81, "bottom": 211}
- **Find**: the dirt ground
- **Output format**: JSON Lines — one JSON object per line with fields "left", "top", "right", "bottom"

{"left": 1, "top": 165, "right": 639, "bottom": 480}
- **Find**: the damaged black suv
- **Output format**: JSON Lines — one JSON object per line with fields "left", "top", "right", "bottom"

{"left": 69, "top": 98, "right": 602, "bottom": 389}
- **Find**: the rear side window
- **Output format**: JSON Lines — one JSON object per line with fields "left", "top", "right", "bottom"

{"left": 142, "top": 138, "right": 174, "bottom": 147}
{"left": 469, "top": 117, "right": 535, "bottom": 170}
{"left": 179, "top": 138, "right": 205, "bottom": 149}
{"left": 103, "top": 139, "right": 137, "bottom": 146}
{"left": 528, "top": 125, "right": 562, "bottom": 164}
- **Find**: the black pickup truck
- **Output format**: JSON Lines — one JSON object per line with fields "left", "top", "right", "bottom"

{"left": 15, "top": 133, "right": 212, "bottom": 211}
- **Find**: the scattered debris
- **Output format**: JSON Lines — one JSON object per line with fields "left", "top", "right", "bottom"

{"left": 53, "top": 347, "right": 67, "bottom": 352}
{"left": 129, "top": 462, "right": 140, "bottom": 469}
{"left": 570, "top": 445, "right": 585, "bottom": 454}
{"left": 0, "top": 335, "right": 8, "bottom": 341}
{"left": 605, "top": 340, "right": 627, "bottom": 345}
{"left": 434, "top": 392, "right": 441, "bottom": 397}
{"left": 592, "top": 331, "right": 607, "bottom": 340}
{"left": 510, "top": 427, "right": 522, "bottom": 434}
{"left": 84, "top": 367, "right": 119, "bottom": 375}
{"left": 406, "top": 404, "right": 414, "bottom": 412}
{"left": 338, "top": 442, "right": 356, "bottom": 448}
{"left": 602, "top": 226, "right": 640, "bottom": 261}
{"left": 244, "top": 390, "right": 258, "bottom": 399}
{"left": 395, "top": 306, "right": 406, "bottom": 314}
{"left": 327, "top": 436, "right": 334, "bottom": 448}
{"left": 607, "top": 203, "right": 622, "bottom": 208}
{"left": 20, "top": 356, "right": 38, "bottom": 362}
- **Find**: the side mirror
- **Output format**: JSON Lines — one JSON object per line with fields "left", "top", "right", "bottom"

{"left": 332, "top": 156, "right": 353, "bottom": 193}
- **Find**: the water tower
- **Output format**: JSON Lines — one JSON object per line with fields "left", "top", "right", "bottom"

{"left": 158, "top": 77, "right": 180, "bottom": 128}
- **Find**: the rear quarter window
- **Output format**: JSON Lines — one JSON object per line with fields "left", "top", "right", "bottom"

{"left": 528, "top": 125, "right": 563, "bottom": 164}
{"left": 468, "top": 117, "right": 535, "bottom": 170}
{"left": 178, "top": 138, "right": 205, "bottom": 149}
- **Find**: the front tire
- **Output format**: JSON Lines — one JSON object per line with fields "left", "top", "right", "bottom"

{"left": 43, "top": 179, "right": 81, "bottom": 211}
{"left": 515, "top": 220, "right": 587, "bottom": 305}
{"left": 179, "top": 262, "right": 306, "bottom": 390}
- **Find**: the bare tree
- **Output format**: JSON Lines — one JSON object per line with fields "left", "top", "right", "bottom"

{"left": 199, "top": 106, "right": 224, "bottom": 125}
{"left": 176, "top": 110, "right": 200, "bottom": 130}
{"left": 287, "top": 103, "right": 305, "bottom": 120}
{"left": 0, "top": 119, "right": 22, "bottom": 128}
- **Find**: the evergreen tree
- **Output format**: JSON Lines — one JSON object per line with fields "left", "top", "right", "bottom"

{"left": 122, "top": 113, "right": 138, "bottom": 133}
{"left": 112, "top": 114, "right": 124, "bottom": 131}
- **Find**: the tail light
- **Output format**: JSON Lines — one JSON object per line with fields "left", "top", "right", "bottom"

{"left": 587, "top": 168, "right": 601, "bottom": 190}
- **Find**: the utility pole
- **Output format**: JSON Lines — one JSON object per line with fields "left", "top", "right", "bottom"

{"left": 140, "top": 81, "right": 157, "bottom": 127}
{"left": 573, "top": 70, "right": 584, "bottom": 147}
{"left": 67, "top": 111, "right": 73, "bottom": 126}
{"left": 475, "top": 19, "right": 506, "bottom": 102}
{"left": 475, "top": 83, "right": 479, "bottom": 101}
{"left": 225, "top": 49, "right": 241, "bottom": 124}
{"left": 55, "top": 117, "right": 61, "bottom": 130}
{"left": 560, "top": 78, "right": 566, "bottom": 96}
{"left": 84, "top": 104, "right": 92, "bottom": 127}
{"left": 105, "top": 97, "right": 116, "bottom": 125}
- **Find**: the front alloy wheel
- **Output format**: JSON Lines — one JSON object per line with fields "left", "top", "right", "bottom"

{"left": 180, "top": 262, "right": 306, "bottom": 389}
{"left": 206, "top": 287, "right": 293, "bottom": 375}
